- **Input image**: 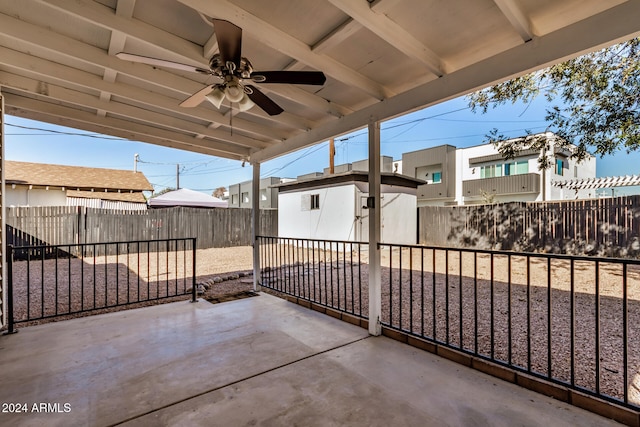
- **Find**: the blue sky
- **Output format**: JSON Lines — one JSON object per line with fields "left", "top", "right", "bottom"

{"left": 6, "top": 94, "right": 640, "bottom": 196}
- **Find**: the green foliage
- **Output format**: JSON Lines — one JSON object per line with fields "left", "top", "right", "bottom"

{"left": 467, "top": 38, "right": 640, "bottom": 166}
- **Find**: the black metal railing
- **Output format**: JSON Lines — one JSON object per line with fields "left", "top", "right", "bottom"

{"left": 380, "top": 243, "right": 640, "bottom": 411}
{"left": 257, "top": 236, "right": 366, "bottom": 319}
{"left": 5, "top": 238, "right": 197, "bottom": 333}
{"left": 257, "top": 235, "right": 640, "bottom": 411}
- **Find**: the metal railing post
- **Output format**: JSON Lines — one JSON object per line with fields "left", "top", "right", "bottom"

{"left": 3, "top": 244, "right": 17, "bottom": 334}
{"left": 191, "top": 238, "right": 197, "bottom": 303}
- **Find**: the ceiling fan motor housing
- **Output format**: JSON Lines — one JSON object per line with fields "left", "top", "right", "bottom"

{"left": 210, "top": 54, "right": 253, "bottom": 79}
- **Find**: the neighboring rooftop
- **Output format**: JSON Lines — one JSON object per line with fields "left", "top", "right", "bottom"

{"left": 5, "top": 161, "right": 153, "bottom": 193}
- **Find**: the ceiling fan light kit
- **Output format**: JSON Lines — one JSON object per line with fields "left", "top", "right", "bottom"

{"left": 116, "top": 18, "right": 326, "bottom": 116}
{"left": 204, "top": 87, "right": 225, "bottom": 109}
{"left": 237, "top": 94, "right": 255, "bottom": 112}
{"left": 224, "top": 81, "right": 245, "bottom": 103}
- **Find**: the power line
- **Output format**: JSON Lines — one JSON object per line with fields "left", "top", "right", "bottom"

{"left": 5, "top": 123, "right": 125, "bottom": 140}
{"left": 343, "top": 125, "right": 550, "bottom": 145}
{"left": 261, "top": 143, "right": 329, "bottom": 177}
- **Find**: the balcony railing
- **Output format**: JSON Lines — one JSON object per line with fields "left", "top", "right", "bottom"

{"left": 462, "top": 173, "right": 540, "bottom": 198}
{"left": 258, "top": 236, "right": 366, "bottom": 320}
{"left": 5, "top": 238, "right": 197, "bottom": 332}
{"left": 258, "top": 235, "right": 640, "bottom": 412}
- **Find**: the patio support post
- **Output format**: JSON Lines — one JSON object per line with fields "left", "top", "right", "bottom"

{"left": 252, "top": 161, "right": 261, "bottom": 292}
{"left": 0, "top": 93, "right": 5, "bottom": 330}
{"left": 368, "top": 117, "right": 382, "bottom": 336}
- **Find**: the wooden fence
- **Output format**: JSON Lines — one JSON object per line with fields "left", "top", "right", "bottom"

{"left": 6, "top": 206, "right": 277, "bottom": 251}
{"left": 418, "top": 196, "right": 640, "bottom": 257}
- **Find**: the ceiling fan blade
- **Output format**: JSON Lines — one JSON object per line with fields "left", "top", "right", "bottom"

{"left": 251, "top": 71, "right": 326, "bottom": 85}
{"left": 179, "top": 85, "right": 216, "bottom": 108}
{"left": 211, "top": 19, "right": 242, "bottom": 69}
{"left": 116, "top": 52, "right": 210, "bottom": 74}
{"left": 245, "top": 85, "right": 284, "bottom": 116}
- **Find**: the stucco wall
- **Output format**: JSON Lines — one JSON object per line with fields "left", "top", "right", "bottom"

{"left": 279, "top": 183, "right": 417, "bottom": 245}
{"left": 6, "top": 187, "right": 66, "bottom": 207}
{"left": 278, "top": 185, "right": 357, "bottom": 241}
{"left": 376, "top": 192, "right": 417, "bottom": 244}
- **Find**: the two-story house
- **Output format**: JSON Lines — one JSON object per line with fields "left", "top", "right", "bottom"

{"left": 402, "top": 132, "right": 596, "bottom": 206}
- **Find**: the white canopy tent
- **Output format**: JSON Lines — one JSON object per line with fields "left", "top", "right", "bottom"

{"left": 148, "top": 188, "right": 228, "bottom": 208}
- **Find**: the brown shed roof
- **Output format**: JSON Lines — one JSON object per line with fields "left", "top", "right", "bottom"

{"left": 66, "top": 190, "right": 147, "bottom": 203}
{"left": 274, "top": 171, "right": 424, "bottom": 193}
{"left": 5, "top": 161, "right": 153, "bottom": 192}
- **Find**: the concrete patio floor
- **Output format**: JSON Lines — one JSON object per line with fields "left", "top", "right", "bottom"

{"left": 0, "top": 293, "right": 622, "bottom": 427}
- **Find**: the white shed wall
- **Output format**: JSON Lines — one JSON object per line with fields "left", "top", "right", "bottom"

{"left": 358, "top": 192, "right": 417, "bottom": 244}
{"left": 278, "top": 183, "right": 417, "bottom": 244}
{"left": 278, "top": 185, "right": 357, "bottom": 241}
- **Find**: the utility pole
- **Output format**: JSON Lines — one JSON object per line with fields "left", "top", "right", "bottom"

{"left": 329, "top": 138, "right": 335, "bottom": 174}
{"left": 176, "top": 164, "right": 180, "bottom": 189}
{"left": 134, "top": 153, "right": 139, "bottom": 172}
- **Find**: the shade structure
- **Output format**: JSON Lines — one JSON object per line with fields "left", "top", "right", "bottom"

{"left": 148, "top": 188, "right": 228, "bottom": 208}
{"left": 553, "top": 175, "right": 640, "bottom": 190}
{"left": 0, "top": 1, "right": 638, "bottom": 163}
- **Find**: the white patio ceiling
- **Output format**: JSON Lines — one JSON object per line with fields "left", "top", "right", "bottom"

{"left": 0, "top": 0, "right": 639, "bottom": 163}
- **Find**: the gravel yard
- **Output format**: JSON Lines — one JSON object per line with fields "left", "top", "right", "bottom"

{"left": 260, "top": 243, "right": 640, "bottom": 408}
{"left": 9, "top": 246, "right": 256, "bottom": 325}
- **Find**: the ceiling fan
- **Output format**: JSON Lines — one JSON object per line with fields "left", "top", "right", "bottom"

{"left": 116, "top": 19, "right": 326, "bottom": 116}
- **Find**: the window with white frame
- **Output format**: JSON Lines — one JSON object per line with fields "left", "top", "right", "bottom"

{"left": 481, "top": 160, "right": 528, "bottom": 178}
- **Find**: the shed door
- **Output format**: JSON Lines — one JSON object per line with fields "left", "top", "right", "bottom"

{"left": 357, "top": 195, "right": 384, "bottom": 243}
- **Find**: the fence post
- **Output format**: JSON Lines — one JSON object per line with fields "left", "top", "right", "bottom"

{"left": 191, "top": 238, "right": 197, "bottom": 303}
{"left": 3, "top": 245, "right": 17, "bottom": 334}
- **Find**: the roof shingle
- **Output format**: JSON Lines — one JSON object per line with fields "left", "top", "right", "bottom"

{"left": 5, "top": 161, "right": 153, "bottom": 192}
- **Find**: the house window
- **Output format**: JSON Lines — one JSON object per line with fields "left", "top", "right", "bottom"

{"left": 416, "top": 165, "right": 442, "bottom": 184}
{"left": 515, "top": 161, "right": 528, "bottom": 174}
{"left": 242, "top": 192, "right": 249, "bottom": 203}
{"left": 481, "top": 164, "right": 499, "bottom": 178}
{"left": 310, "top": 194, "right": 320, "bottom": 210}
{"left": 231, "top": 194, "right": 238, "bottom": 205}
{"left": 504, "top": 161, "right": 529, "bottom": 176}
{"left": 260, "top": 189, "right": 267, "bottom": 201}
{"left": 556, "top": 159, "right": 564, "bottom": 176}
{"left": 574, "top": 166, "right": 578, "bottom": 178}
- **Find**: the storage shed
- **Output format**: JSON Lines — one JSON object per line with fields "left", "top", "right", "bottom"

{"left": 276, "top": 171, "right": 423, "bottom": 245}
